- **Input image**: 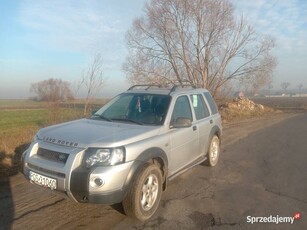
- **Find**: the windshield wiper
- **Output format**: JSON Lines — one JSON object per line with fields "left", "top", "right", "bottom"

{"left": 91, "top": 114, "right": 113, "bottom": 122}
{"left": 112, "top": 118, "right": 144, "bottom": 125}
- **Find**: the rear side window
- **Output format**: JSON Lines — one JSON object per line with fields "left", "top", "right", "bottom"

{"left": 190, "top": 94, "right": 210, "bottom": 120}
{"left": 204, "top": 92, "right": 218, "bottom": 115}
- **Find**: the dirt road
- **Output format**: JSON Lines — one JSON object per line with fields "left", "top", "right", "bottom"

{"left": 1, "top": 113, "right": 306, "bottom": 229}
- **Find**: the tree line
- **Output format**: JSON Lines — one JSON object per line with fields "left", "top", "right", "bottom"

{"left": 30, "top": 53, "right": 104, "bottom": 116}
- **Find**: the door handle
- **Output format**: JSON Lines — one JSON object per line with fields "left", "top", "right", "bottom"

{"left": 193, "top": 126, "right": 197, "bottom": 131}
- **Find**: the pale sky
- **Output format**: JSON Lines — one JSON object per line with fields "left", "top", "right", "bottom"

{"left": 0, "top": 0, "right": 306, "bottom": 99}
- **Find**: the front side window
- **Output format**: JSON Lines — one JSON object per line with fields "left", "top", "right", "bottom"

{"left": 92, "top": 94, "right": 170, "bottom": 125}
{"left": 171, "top": 96, "right": 193, "bottom": 123}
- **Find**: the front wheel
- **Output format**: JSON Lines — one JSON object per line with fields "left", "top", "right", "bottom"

{"left": 122, "top": 163, "right": 162, "bottom": 221}
{"left": 207, "top": 135, "right": 220, "bottom": 167}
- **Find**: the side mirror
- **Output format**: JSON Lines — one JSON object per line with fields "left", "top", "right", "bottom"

{"left": 91, "top": 110, "right": 98, "bottom": 115}
{"left": 171, "top": 117, "right": 192, "bottom": 128}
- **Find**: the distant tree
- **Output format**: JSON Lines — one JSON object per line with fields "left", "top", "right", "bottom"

{"left": 241, "top": 71, "right": 273, "bottom": 96}
{"left": 268, "top": 82, "right": 273, "bottom": 96}
{"left": 123, "top": 0, "right": 276, "bottom": 98}
{"left": 81, "top": 53, "right": 106, "bottom": 116}
{"left": 297, "top": 83, "right": 303, "bottom": 97}
{"left": 30, "top": 78, "right": 74, "bottom": 102}
{"left": 30, "top": 78, "right": 74, "bottom": 123}
{"left": 280, "top": 82, "right": 290, "bottom": 94}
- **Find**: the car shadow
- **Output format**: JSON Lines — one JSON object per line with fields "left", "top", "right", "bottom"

{"left": 111, "top": 203, "right": 125, "bottom": 215}
{"left": 0, "top": 143, "right": 29, "bottom": 230}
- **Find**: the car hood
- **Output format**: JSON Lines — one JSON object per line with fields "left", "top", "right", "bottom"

{"left": 37, "top": 118, "right": 161, "bottom": 148}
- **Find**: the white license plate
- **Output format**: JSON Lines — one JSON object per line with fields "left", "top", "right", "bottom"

{"left": 29, "top": 171, "right": 57, "bottom": 190}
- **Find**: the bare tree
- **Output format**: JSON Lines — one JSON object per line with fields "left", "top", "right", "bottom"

{"left": 30, "top": 78, "right": 74, "bottom": 102}
{"left": 280, "top": 82, "right": 290, "bottom": 94}
{"left": 82, "top": 53, "right": 106, "bottom": 116}
{"left": 30, "top": 78, "right": 74, "bottom": 123}
{"left": 123, "top": 0, "right": 276, "bottom": 98}
{"left": 297, "top": 83, "right": 303, "bottom": 97}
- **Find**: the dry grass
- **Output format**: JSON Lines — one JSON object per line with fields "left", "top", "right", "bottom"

{"left": 0, "top": 106, "right": 83, "bottom": 175}
{"left": 220, "top": 106, "right": 281, "bottom": 123}
{"left": 218, "top": 97, "right": 283, "bottom": 123}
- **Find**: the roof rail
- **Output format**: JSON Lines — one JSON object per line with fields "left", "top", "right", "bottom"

{"left": 169, "top": 84, "right": 196, "bottom": 94}
{"left": 128, "top": 83, "right": 198, "bottom": 94}
{"left": 128, "top": 84, "right": 163, "bottom": 90}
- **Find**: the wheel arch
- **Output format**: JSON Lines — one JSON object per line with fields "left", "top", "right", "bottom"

{"left": 123, "top": 147, "right": 168, "bottom": 192}
{"left": 204, "top": 125, "right": 222, "bottom": 155}
{"left": 209, "top": 125, "right": 222, "bottom": 144}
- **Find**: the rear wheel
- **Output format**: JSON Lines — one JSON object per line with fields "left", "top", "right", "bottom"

{"left": 122, "top": 163, "right": 162, "bottom": 221}
{"left": 207, "top": 135, "right": 220, "bottom": 167}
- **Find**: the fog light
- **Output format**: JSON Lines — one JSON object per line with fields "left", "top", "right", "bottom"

{"left": 94, "top": 178, "right": 104, "bottom": 186}
{"left": 90, "top": 177, "right": 105, "bottom": 188}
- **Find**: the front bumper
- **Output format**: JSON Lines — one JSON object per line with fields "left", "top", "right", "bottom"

{"left": 70, "top": 161, "right": 134, "bottom": 204}
{"left": 22, "top": 144, "right": 134, "bottom": 204}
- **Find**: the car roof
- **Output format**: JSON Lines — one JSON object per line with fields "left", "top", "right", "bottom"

{"left": 124, "top": 85, "right": 210, "bottom": 96}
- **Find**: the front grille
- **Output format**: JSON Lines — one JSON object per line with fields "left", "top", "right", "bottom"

{"left": 37, "top": 148, "right": 69, "bottom": 164}
{"left": 28, "top": 163, "right": 66, "bottom": 178}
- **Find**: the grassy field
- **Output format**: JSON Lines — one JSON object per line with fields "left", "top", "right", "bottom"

{"left": 0, "top": 109, "right": 47, "bottom": 159}
{"left": 252, "top": 97, "right": 307, "bottom": 110}
{"left": 0, "top": 100, "right": 89, "bottom": 173}
{"left": 0, "top": 99, "right": 48, "bottom": 109}
{"left": 0, "top": 108, "right": 83, "bottom": 153}
{"left": 0, "top": 98, "right": 111, "bottom": 154}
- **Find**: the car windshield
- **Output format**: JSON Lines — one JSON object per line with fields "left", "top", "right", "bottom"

{"left": 91, "top": 93, "right": 171, "bottom": 125}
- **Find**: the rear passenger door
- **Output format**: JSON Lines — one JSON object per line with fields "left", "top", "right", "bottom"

{"left": 190, "top": 94, "right": 212, "bottom": 156}
{"left": 169, "top": 95, "right": 199, "bottom": 175}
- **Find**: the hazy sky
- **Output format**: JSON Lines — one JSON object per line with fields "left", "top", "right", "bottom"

{"left": 0, "top": 0, "right": 306, "bottom": 99}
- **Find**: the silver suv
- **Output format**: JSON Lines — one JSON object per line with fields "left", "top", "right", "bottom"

{"left": 21, "top": 85, "right": 222, "bottom": 221}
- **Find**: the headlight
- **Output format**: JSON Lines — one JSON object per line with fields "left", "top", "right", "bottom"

{"left": 83, "top": 147, "right": 125, "bottom": 168}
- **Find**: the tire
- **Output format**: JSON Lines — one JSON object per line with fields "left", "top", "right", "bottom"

{"left": 207, "top": 135, "right": 220, "bottom": 167}
{"left": 122, "top": 163, "right": 162, "bottom": 221}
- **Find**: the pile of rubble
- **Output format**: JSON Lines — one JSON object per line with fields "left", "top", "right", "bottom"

{"left": 219, "top": 95, "right": 275, "bottom": 123}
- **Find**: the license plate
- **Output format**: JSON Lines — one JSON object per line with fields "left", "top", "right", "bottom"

{"left": 29, "top": 171, "right": 57, "bottom": 190}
